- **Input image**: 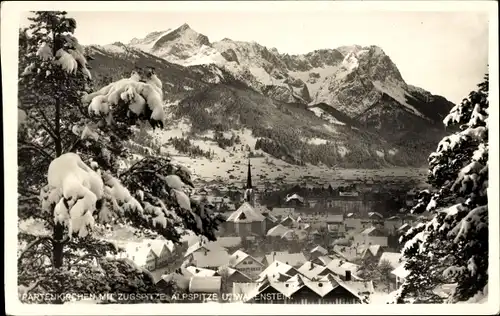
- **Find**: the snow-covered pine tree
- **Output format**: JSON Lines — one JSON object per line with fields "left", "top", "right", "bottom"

{"left": 18, "top": 11, "right": 224, "bottom": 304}
{"left": 394, "top": 74, "right": 489, "bottom": 304}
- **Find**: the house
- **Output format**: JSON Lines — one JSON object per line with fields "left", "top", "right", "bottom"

{"left": 184, "top": 266, "right": 217, "bottom": 277}
{"left": 378, "top": 252, "right": 403, "bottom": 270}
{"left": 344, "top": 216, "right": 363, "bottom": 231}
{"left": 240, "top": 272, "right": 373, "bottom": 304}
{"left": 332, "top": 245, "right": 359, "bottom": 262}
{"left": 310, "top": 245, "right": 328, "bottom": 259}
{"left": 297, "top": 261, "right": 327, "bottom": 280}
{"left": 353, "top": 226, "right": 388, "bottom": 247}
{"left": 225, "top": 202, "right": 267, "bottom": 236}
{"left": 217, "top": 267, "right": 252, "bottom": 292}
{"left": 312, "top": 255, "right": 334, "bottom": 266}
{"left": 188, "top": 276, "right": 222, "bottom": 302}
{"left": 282, "top": 229, "right": 308, "bottom": 241}
{"left": 184, "top": 240, "right": 226, "bottom": 258}
{"left": 384, "top": 216, "right": 404, "bottom": 234}
{"left": 189, "top": 249, "right": 230, "bottom": 269}
{"left": 264, "top": 251, "right": 307, "bottom": 268}
{"left": 324, "top": 259, "right": 363, "bottom": 281}
{"left": 228, "top": 250, "right": 264, "bottom": 278}
{"left": 280, "top": 215, "right": 297, "bottom": 228}
{"left": 266, "top": 224, "right": 289, "bottom": 237}
{"left": 285, "top": 193, "right": 305, "bottom": 207}
{"left": 357, "top": 244, "right": 383, "bottom": 262}
{"left": 262, "top": 212, "right": 279, "bottom": 231}
{"left": 119, "top": 239, "right": 175, "bottom": 271}
{"left": 396, "top": 223, "right": 411, "bottom": 236}
{"left": 258, "top": 260, "right": 301, "bottom": 281}
{"left": 224, "top": 160, "right": 268, "bottom": 236}
{"left": 391, "top": 263, "right": 410, "bottom": 288}
{"left": 156, "top": 272, "right": 190, "bottom": 294}
{"left": 271, "top": 207, "right": 295, "bottom": 219}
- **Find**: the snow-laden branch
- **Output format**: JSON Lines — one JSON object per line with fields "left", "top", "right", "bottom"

{"left": 18, "top": 236, "right": 53, "bottom": 265}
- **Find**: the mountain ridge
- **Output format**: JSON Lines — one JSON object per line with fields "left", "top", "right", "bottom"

{"left": 80, "top": 24, "right": 453, "bottom": 178}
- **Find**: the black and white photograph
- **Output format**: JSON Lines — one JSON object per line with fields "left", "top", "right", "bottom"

{"left": 2, "top": 1, "right": 499, "bottom": 315}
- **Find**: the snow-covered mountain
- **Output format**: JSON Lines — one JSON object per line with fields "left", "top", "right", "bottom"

{"left": 81, "top": 24, "right": 454, "bottom": 181}
{"left": 128, "top": 24, "right": 454, "bottom": 127}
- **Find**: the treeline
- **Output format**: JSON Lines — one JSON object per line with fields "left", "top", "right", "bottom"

{"left": 168, "top": 137, "right": 214, "bottom": 159}
{"left": 214, "top": 130, "right": 241, "bottom": 149}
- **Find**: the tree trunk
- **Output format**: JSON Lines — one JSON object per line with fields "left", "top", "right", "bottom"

{"left": 52, "top": 61, "right": 64, "bottom": 303}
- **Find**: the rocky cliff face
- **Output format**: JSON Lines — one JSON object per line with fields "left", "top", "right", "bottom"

{"left": 128, "top": 24, "right": 453, "bottom": 129}
{"left": 83, "top": 23, "right": 454, "bottom": 170}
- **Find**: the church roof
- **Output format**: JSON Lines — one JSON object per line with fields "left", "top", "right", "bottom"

{"left": 226, "top": 202, "right": 265, "bottom": 223}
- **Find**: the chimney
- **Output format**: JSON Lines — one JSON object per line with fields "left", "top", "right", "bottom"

{"left": 309, "top": 262, "right": 314, "bottom": 271}
{"left": 345, "top": 270, "right": 352, "bottom": 281}
{"left": 273, "top": 251, "right": 276, "bottom": 262}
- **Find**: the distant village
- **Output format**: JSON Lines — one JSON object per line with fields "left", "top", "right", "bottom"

{"left": 109, "top": 161, "right": 439, "bottom": 304}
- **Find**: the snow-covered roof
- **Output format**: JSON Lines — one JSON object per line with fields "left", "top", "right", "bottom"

{"left": 281, "top": 229, "right": 308, "bottom": 241}
{"left": 333, "top": 245, "right": 359, "bottom": 261}
{"left": 391, "top": 263, "right": 410, "bottom": 279}
{"left": 340, "top": 262, "right": 361, "bottom": 273}
{"left": 397, "top": 223, "right": 411, "bottom": 232}
{"left": 189, "top": 276, "right": 222, "bottom": 293}
{"left": 191, "top": 250, "right": 230, "bottom": 268}
{"left": 368, "top": 212, "right": 384, "bottom": 219}
{"left": 325, "top": 214, "right": 344, "bottom": 223}
{"left": 184, "top": 240, "right": 226, "bottom": 257}
{"left": 228, "top": 250, "right": 250, "bottom": 267}
{"left": 248, "top": 272, "right": 372, "bottom": 303}
{"left": 325, "top": 259, "right": 363, "bottom": 280}
{"left": 271, "top": 207, "right": 295, "bottom": 217}
{"left": 185, "top": 266, "right": 217, "bottom": 277}
{"left": 266, "top": 224, "right": 289, "bottom": 237}
{"left": 361, "top": 226, "right": 386, "bottom": 236}
{"left": 258, "top": 260, "right": 296, "bottom": 279}
{"left": 358, "top": 244, "right": 382, "bottom": 257}
{"left": 232, "top": 282, "right": 261, "bottom": 301}
{"left": 297, "top": 261, "right": 327, "bottom": 280}
{"left": 226, "top": 202, "right": 265, "bottom": 223}
{"left": 280, "top": 214, "right": 296, "bottom": 224}
{"left": 338, "top": 279, "right": 375, "bottom": 303}
{"left": 315, "top": 255, "right": 334, "bottom": 266}
{"left": 158, "top": 273, "right": 190, "bottom": 290}
{"left": 218, "top": 267, "right": 252, "bottom": 281}
{"left": 214, "top": 236, "right": 246, "bottom": 248}
{"left": 378, "top": 252, "right": 403, "bottom": 269}
{"left": 310, "top": 245, "right": 328, "bottom": 255}
{"left": 285, "top": 193, "right": 304, "bottom": 203}
{"left": 264, "top": 213, "right": 279, "bottom": 223}
{"left": 264, "top": 252, "right": 307, "bottom": 267}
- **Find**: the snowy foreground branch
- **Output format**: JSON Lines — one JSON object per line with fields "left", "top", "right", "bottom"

{"left": 395, "top": 75, "right": 489, "bottom": 304}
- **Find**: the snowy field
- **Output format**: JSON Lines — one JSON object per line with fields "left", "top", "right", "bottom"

{"left": 144, "top": 120, "right": 428, "bottom": 185}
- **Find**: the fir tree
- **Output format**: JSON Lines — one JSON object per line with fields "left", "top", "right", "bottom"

{"left": 17, "top": 11, "right": 224, "bottom": 304}
{"left": 393, "top": 74, "right": 489, "bottom": 303}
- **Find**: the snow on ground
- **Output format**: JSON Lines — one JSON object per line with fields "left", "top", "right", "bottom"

{"left": 139, "top": 119, "right": 427, "bottom": 184}
{"left": 309, "top": 107, "right": 346, "bottom": 125}
{"left": 184, "top": 45, "right": 228, "bottom": 66}
{"left": 375, "top": 150, "right": 385, "bottom": 158}
{"left": 248, "top": 66, "right": 275, "bottom": 86}
{"left": 303, "top": 137, "right": 328, "bottom": 145}
{"left": 289, "top": 65, "right": 340, "bottom": 101}
{"left": 388, "top": 148, "right": 398, "bottom": 156}
{"left": 369, "top": 291, "right": 392, "bottom": 304}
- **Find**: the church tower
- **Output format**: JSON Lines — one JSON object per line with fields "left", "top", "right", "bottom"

{"left": 243, "top": 159, "right": 255, "bottom": 206}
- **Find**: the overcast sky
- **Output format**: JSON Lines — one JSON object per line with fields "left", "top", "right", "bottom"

{"left": 19, "top": 9, "right": 489, "bottom": 104}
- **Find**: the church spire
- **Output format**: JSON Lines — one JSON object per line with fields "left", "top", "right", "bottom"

{"left": 246, "top": 158, "right": 252, "bottom": 189}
